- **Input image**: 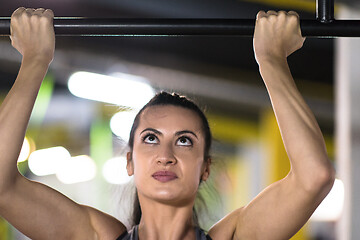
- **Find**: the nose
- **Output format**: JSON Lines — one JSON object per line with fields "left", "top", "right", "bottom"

{"left": 156, "top": 145, "right": 176, "bottom": 166}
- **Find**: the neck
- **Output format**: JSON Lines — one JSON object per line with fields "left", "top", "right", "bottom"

{"left": 137, "top": 194, "right": 197, "bottom": 240}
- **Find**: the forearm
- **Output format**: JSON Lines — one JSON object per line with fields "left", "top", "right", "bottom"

{"left": 259, "top": 58, "right": 334, "bottom": 189}
{"left": 0, "top": 58, "right": 49, "bottom": 192}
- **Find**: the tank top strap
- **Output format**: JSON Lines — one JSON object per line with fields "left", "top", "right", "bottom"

{"left": 195, "top": 226, "right": 213, "bottom": 240}
{"left": 116, "top": 225, "right": 138, "bottom": 240}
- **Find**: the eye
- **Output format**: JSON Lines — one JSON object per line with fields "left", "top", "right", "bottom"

{"left": 176, "top": 136, "right": 193, "bottom": 146}
{"left": 143, "top": 134, "right": 159, "bottom": 144}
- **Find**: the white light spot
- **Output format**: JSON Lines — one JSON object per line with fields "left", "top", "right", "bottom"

{"left": 311, "top": 179, "right": 345, "bottom": 221}
{"left": 28, "top": 147, "right": 70, "bottom": 176}
{"left": 17, "top": 137, "right": 31, "bottom": 163}
{"left": 68, "top": 71, "right": 154, "bottom": 109}
{"left": 110, "top": 111, "right": 137, "bottom": 142}
{"left": 102, "top": 157, "right": 132, "bottom": 184}
{"left": 56, "top": 155, "right": 97, "bottom": 184}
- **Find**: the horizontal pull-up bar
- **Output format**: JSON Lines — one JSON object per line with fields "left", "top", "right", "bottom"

{"left": 0, "top": 18, "right": 359, "bottom": 37}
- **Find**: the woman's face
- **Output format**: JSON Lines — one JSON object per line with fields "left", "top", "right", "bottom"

{"left": 127, "top": 105, "right": 210, "bottom": 206}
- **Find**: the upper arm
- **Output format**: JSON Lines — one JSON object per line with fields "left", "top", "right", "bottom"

{"left": 233, "top": 172, "right": 331, "bottom": 240}
{"left": 0, "top": 174, "right": 126, "bottom": 240}
{"left": 209, "top": 172, "right": 332, "bottom": 240}
{"left": 85, "top": 205, "right": 127, "bottom": 240}
{"left": 208, "top": 208, "right": 239, "bottom": 240}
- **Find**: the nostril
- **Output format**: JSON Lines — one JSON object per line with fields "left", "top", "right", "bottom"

{"left": 166, "top": 159, "right": 176, "bottom": 165}
{"left": 156, "top": 157, "right": 176, "bottom": 165}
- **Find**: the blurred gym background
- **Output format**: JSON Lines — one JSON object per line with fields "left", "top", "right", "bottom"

{"left": 1, "top": 0, "right": 359, "bottom": 239}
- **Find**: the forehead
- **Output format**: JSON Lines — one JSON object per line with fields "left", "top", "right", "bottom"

{"left": 137, "top": 105, "right": 203, "bottom": 132}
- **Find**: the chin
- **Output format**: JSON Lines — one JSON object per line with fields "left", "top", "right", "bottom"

{"left": 141, "top": 187, "right": 196, "bottom": 206}
{"left": 152, "top": 188, "right": 182, "bottom": 201}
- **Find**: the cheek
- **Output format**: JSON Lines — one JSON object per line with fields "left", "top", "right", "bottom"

{"left": 132, "top": 146, "right": 155, "bottom": 168}
{"left": 180, "top": 155, "right": 205, "bottom": 181}
{"left": 177, "top": 148, "right": 204, "bottom": 167}
{"left": 131, "top": 145, "right": 159, "bottom": 178}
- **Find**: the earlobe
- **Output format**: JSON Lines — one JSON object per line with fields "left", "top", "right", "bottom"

{"left": 126, "top": 152, "right": 134, "bottom": 176}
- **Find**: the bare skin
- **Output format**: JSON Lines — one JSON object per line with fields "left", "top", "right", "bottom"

{"left": 126, "top": 105, "right": 211, "bottom": 240}
{"left": 208, "top": 11, "right": 335, "bottom": 240}
{"left": 0, "top": 8, "right": 335, "bottom": 240}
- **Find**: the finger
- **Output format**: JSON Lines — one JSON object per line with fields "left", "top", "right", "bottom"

{"left": 11, "top": 7, "right": 25, "bottom": 18}
{"left": 266, "top": 10, "right": 278, "bottom": 16}
{"left": 278, "top": 10, "right": 287, "bottom": 17}
{"left": 288, "top": 11, "right": 304, "bottom": 39}
{"left": 43, "top": 9, "right": 54, "bottom": 19}
{"left": 33, "top": 8, "right": 46, "bottom": 16}
{"left": 256, "top": 10, "right": 266, "bottom": 20}
{"left": 25, "top": 8, "right": 35, "bottom": 17}
{"left": 25, "top": 8, "right": 35, "bottom": 13}
{"left": 10, "top": 7, "right": 26, "bottom": 36}
{"left": 288, "top": 11, "right": 300, "bottom": 18}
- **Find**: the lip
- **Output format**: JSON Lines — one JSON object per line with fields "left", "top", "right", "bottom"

{"left": 152, "top": 171, "right": 178, "bottom": 183}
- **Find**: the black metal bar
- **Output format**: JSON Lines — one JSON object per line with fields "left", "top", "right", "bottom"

{"left": 1, "top": 18, "right": 360, "bottom": 37}
{"left": 316, "top": 0, "right": 334, "bottom": 23}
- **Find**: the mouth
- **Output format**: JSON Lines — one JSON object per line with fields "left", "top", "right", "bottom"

{"left": 152, "top": 171, "right": 178, "bottom": 182}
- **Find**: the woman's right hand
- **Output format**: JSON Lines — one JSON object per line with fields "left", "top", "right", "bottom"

{"left": 10, "top": 7, "right": 55, "bottom": 64}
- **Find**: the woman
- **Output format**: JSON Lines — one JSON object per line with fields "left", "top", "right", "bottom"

{"left": 0, "top": 7, "right": 335, "bottom": 240}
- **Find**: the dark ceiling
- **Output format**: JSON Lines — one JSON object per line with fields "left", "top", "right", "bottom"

{"left": 0, "top": 0, "right": 337, "bottom": 84}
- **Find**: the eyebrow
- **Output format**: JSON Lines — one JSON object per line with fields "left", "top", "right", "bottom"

{"left": 175, "top": 130, "right": 198, "bottom": 139}
{"left": 140, "top": 128, "right": 198, "bottom": 139}
{"left": 140, "top": 128, "right": 163, "bottom": 135}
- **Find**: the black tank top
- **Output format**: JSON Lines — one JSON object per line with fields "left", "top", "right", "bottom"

{"left": 116, "top": 225, "right": 212, "bottom": 240}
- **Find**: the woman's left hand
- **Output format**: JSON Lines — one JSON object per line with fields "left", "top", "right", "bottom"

{"left": 253, "top": 10, "right": 305, "bottom": 64}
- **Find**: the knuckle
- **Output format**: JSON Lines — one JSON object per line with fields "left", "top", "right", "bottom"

{"left": 288, "top": 15, "right": 299, "bottom": 23}
{"left": 20, "top": 12, "right": 29, "bottom": 19}
{"left": 288, "top": 11, "right": 299, "bottom": 17}
{"left": 44, "top": 9, "right": 54, "bottom": 17}
{"left": 257, "top": 10, "right": 265, "bottom": 17}
{"left": 12, "top": 12, "right": 25, "bottom": 20}
{"left": 39, "top": 16, "right": 51, "bottom": 25}
{"left": 268, "top": 15, "right": 277, "bottom": 21}
{"left": 257, "top": 17, "right": 267, "bottom": 25}
{"left": 11, "top": 8, "right": 22, "bottom": 17}
{"left": 25, "top": 8, "right": 35, "bottom": 15}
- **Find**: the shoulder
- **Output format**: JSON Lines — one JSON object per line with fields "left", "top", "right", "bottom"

{"left": 208, "top": 207, "right": 245, "bottom": 240}
{"left": 82, "top": 205, "right": 127, "bottom": 240}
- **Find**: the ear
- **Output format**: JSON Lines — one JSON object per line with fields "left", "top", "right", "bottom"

{"left": 201, "top": 157, "right": 211, "bottom": 181}
{"left": 126, "top": 152, "right": 134, "bottom": 176}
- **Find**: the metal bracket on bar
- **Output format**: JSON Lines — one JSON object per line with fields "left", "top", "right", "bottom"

{"left": 316, "top": 0, "right": 334, "bottom": 23}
